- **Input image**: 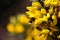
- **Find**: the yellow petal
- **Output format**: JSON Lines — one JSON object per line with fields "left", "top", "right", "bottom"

{"left": 26, "top": 6, "right": 37, "bottom": 11}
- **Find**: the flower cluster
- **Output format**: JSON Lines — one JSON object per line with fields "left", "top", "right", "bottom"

{"left": 26, "top": 0, "right": 60, "bottom": 40}
{"left": 6, "top": 0, "right": 60, "bottom": 40}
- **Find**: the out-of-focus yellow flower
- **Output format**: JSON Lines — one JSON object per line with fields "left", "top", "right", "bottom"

{"left": 42, "top": 29, "right": 50, "bottom": 35}
{"left": 57, "top": 35, "right": 60, "bottom": 38}
{"left": 58, "top": 11, "right": 60, "bottom": 18}
{"left": 49, "top": 31, "right": 53, "bottom": 36}
{"left": 26, "top": 6, "right": 37, "bottom": 11}
{"left": 15, "top": 23, "right": 25, "bottom": 33}
{"left": 47, "top": 13, "right": 50, "bottom": 19}
{"left": 43, "top": 15, "right": 48, "bottom": 22}
{"left": 35, "top": 18, "right": 43, "bottom": 25}
{"left": 49, "top": 7, "right": 54, "bottom": 14}
{"left": 17, "top": 14, "right": 29, "bottom": 24}
{"left": 41, "top": 8, "right": 46, "bottom": 14}
{"left": 32, "top": 2, "right": 41, "bottom": 7}
{"left": 7, "top": 23, "right": 15, "bottom": 33}
{"left": 52, "top": 14, "right": 57, "bottom": 19}
{"left": 10, "top": 16, "right": 16, "bottom": 24}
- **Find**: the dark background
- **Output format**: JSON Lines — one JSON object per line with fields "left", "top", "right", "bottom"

{"left": 0, "top": 0, "right": 31, "bottom": 27}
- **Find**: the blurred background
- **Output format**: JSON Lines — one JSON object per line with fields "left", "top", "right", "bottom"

{"left": 0, "top": 0, "right": 32, "bottom": 40}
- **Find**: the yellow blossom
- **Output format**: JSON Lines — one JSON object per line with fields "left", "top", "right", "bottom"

{"left": 52, "top": 14, "right": 57, "bottom": 19}
{"left": 41, "top": 8, "right": 46, "bottom": 14}
{"left": 52, "top": 0, "right": 59, "bottom": 6}
{"left": 34, "top": 10, "right": 42, "bottom": 18}
{"left": 43, "top": 15, "right": 48, "bottom": 22}
{"left": 47, "top": 13, "right": 50, "bottom": 19}
{"left": 32, "top": 2, "right": 41, "bottom": 7}
{"left": 26, "top": 6, "right": 37, "bottom": 11}
{"left": 49, "top": 7, "right": 54, "bottom": 14}
{"left": 35, "top": 18, "right": 43, "bottom": 25}
{"left": 26, "top": 10, "right": 42, "bottom": 18}
{"left": 42, "top": 29, "right": 50, "bottom": 35}
{"left": 44, "top": 0, "right": 51, "bottom": 6}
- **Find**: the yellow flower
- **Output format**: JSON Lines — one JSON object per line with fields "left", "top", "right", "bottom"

{"left": 52, "top": 0, "right": 59, "bottom": 6}
{"left": 52, "top": 14, "right": 57, "bottom": 19}
{"left": 26, "top": 11, "right": 35, "bottom": 18}
{"left": 49, "top": 7, "right": 54, "bottom": 14}
{"left": 41, "top": 8, "right": 46, "bottom": 14}
{"left": 17, "top": 14, "right": 29, "bottom": 24}
{"left": 43, "top": 15, "right": 48, "bottom": 22}
{"left": 7, "top": 23, "right": 15, "bottom": 33}
{"left": 47, "top": 13, "right": 50, "bottom": 19}
{"left": 26, "top": 10, "right": 42, "bottom": 18}
{"left": 34, "top": 10, "right": 42, "bottom": 18}
{"left": 53, "top": 2, "right": 58, "bottom": 6}
{"left": 26, "top": 6, "right": 37, "bottom": 11}
{"left": 58, "top": 11, "right": 60, "bottom": 18}
{"left": 35, "top": 18, "right": 43, "bottom": 25}
{"left": 44, "top": 0, "right": 51, "bottom": 6}
{"left": 15, "top": 23, "right": 25, "bottom": 33}
{"left": 42, "top": 29, "right": 50, "bottom": 35}
{"left": 32, "top": 2, "right": 41, "bottom": 7}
